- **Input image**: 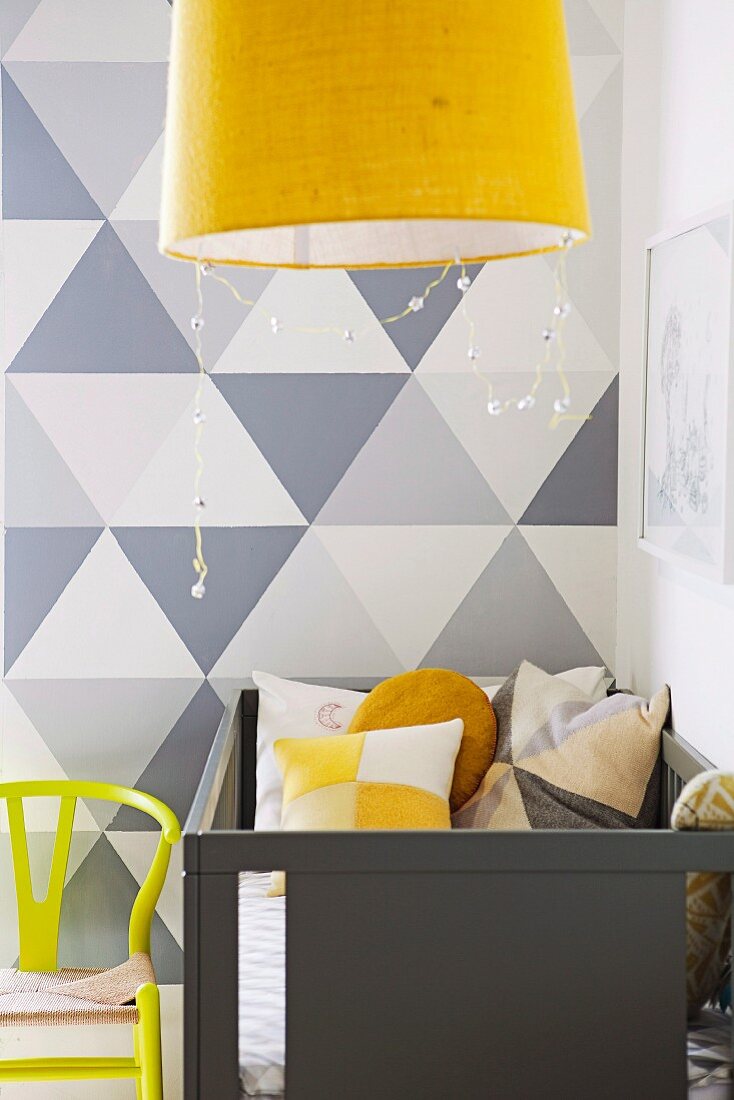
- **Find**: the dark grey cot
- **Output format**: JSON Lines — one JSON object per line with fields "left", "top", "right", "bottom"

{"left": 183, "top": 684, "right": 734, "bottom": 1099}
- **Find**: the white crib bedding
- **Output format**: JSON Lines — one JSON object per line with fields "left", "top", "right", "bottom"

{"left": 238, "top": 872, "right": 732, "bottom": 1099}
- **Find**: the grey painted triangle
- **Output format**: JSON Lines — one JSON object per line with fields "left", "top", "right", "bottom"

{"left": 109, "top": 683, "right": 225, "bottom": 831}
{"left": 0, "top": 0, "right": 41, "bottom": 58}
{"left": 112, "top": 526, "right": 307, "bottom": 674}
{"left": 5, "top": 383, "right": 103, "bottom": 526}
{"left": 111, "top": 221, "right": 276, "bottom": 364}
{"left": 317, "top": 379, "right": 511, "bottom": 525}
{"left": 214, "top": 374, "right": 408, "bottom": 522}
{"left": 421, "top": 528, "right": 603, "bottom": 675}
{"left": 1, "top": 68, "right": 101, "bottom": 218}
{"left": 6, "top": 678, "right": 201, "bottom": 827}
{"left": 4, "top": 527, "right": 103, "bottom": 673}
{"left": 5, "top": 61, "right": 168, "bottom": 213}
{"left": 564, "top": 0, "right": 620, "bottom": 55}
{"left": 706, "top": 216, "right": 730, "bottom": 257}
{"left": 8, "top": 222, "right": 196, "bottom": 373}
{"left": 520, "top": 375, "right": 618, "bottom": 525}
{"left": 348, "top": 264, "right": 483, "bottom": 369}
{"left": 59, "top": 835, "right": 182, "bottom": 982}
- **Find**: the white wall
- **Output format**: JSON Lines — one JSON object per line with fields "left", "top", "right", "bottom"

{"left": 618, "top": 0, "right": 734, "bottom": 765}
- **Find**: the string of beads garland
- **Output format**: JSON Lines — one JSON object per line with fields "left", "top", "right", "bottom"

{"left": 188, "top": 234, "right": 584, "bottom": 597}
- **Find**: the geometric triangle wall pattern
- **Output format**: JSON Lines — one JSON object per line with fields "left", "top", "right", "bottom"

{"left": 1, "top": 0, "right": 623, "bottom": 978}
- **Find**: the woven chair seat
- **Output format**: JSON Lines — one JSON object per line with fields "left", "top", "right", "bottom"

{"left": 0, "top": 954, "right": 155, "bottom": 1027}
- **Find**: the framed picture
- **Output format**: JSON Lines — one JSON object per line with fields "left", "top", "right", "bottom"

{"left": 639, "top": 201, "right": 734, "bottom": 581}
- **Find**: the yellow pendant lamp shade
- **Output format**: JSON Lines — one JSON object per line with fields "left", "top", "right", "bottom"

{"left": 159, "top": 0, "right": 590, "bottom": 269}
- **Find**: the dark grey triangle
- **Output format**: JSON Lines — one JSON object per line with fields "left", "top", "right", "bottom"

{"left": 112, "top": 526, "right": 306, "bottom": 675}
{"left": 348, "top": 264, "right": 483, "bottom": 369}
{"left": 514, "top": 762, "right": 660, "bottom": 830}
{"left": 520, "top": 376, "right": 619, "bottom": 525}
{"left": 59, "top": 834, "right": 182, "bottom": 982}
{"left": 214, "top": 374, "right": 408, "bottom": 521}
{"left": 1, "top": 68, "right": 101, "bottom": 219}
{"left": 8, "top": 222, "right": 196, "bottom": 373}
{"left": 109, "top": 683, "right": 225, "bottom": 831}
{"left": 4, "top": 527, "right": 103, "bottom": 673}
{"left": 421, "top": 529, "right": 603, "bottom": 676}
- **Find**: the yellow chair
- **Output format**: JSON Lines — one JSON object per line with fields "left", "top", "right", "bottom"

{"left": 0, "top": 780, "right": 181, "bottom": 1098}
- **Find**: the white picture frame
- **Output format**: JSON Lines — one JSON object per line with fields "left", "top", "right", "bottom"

{"left": 639, "top": 201, "right": 734, "bottom": 582}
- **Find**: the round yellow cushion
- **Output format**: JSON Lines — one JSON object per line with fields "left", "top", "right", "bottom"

{"left": 348, "top": 669, "right": 496, "bottom": 813}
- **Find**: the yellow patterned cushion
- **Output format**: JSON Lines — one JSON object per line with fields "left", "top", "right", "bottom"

{"left": 672, "top": 770, "right": 734, "bottom": 1014}
{"left": 270, "top": 719, "right": 464, "bottom": 895}
{"left": 347, "top": 669, "right": 496, "bottom": 813}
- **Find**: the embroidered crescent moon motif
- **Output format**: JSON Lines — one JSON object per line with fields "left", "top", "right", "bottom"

{"left": 316, "top": 703, "right": 343, "bottom": 730}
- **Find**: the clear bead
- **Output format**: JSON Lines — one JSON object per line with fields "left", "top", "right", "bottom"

{"left": 554, "top": 302, "right": 571, "bottom": 318}
{"left": 457, "top": 275, "right": 471, "bottom": 292}
{"left": 190, "top": 315, "right": 204, "bottom": 331}
{"left": 191, "top": 581, "right": 206, "bottom": 599}
{"left": 193, "top": 409, "right": 206, "bottom": 425}
{"left": 542, "top": 327, "right": 556, "bottom": 342}
{"left": 193, "top": 496, "right": 206, "bottom": 509}
{"left": 270, "top": 316, "right": 282, "bottom": 333}
{"left": 553, "top": 395, "right": 571, "bottom": 413}
{"left": 408, "top": 295, "right": 424, "bottom": 312}
{"left": 467, "top": 345, "right": 481, "bottom": 361}
{"left": 487, "top": 399, "right": 503, "bottom": 416}
{"left": 517, "top": 394, "right": 536, "bottom": 411}
{"left": 343, "top": 329, "right": 355, "bottom": 343}
{"left": 199, "top": 261, "right": 213, "bottom": 276}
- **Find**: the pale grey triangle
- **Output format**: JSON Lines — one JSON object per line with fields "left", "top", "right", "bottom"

{"left": 646, "top": 469, "right": 684, "bottom": 527}
{"left": 59, "top": 835, "right": 182, "bottom": 982}
{"left": 566, "top": 64, "right": 622, "bottom": 364}
{"left": 348, "top": 264, "right": 483, "bottom": 369}
{"left": 317, "top": 379, "right": 511, "bottom": 525}
{"left": 111, "top": 221, "right": 275, "bottom": 364}
{"left": 4, "top": 528, "right": 103, "bottom": 673}
{"left": 564, "top": 0, "right": 620, "bottom": 55}
{"left": 9, "top": 222, "right": 196, "bottom": 373}
{"left": 0, "top": 0, "right": 42, "bottom": 58}
{"left": 705, "top": 216, "right": 730, "bottom": 257}
{"left": 672, "top": 527, "right": 714, "bottom": 564}
{"left": 5, "top": 383, "right": 103, "bottom": 526}
{"left": 421, "top": 528, "right": 603, "bottom": 675}
{"left": 1, "top": 68, "right": 101, "bottom": 218}
{"left": 520, "top": 376, "right": 618, "bottom": 525}
{"left": 6, "top": 61, "right": 168, "bottom": 213}
{"left": 6, "top": 678, "right": 201, "bottom": 828}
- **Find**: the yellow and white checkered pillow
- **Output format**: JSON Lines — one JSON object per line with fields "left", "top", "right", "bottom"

{"left": 269, "top": 719, "right": 463, "bottom": 895}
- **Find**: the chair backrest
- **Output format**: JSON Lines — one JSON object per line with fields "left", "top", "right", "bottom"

{"left": 0, "top": 780, "right": 181, "bottom": 972}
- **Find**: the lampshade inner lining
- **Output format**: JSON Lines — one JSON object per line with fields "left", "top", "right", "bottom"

{"left": 164, "top": 219, "right": 585, "bottom": 268}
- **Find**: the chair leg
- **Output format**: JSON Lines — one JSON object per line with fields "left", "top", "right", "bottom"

{"left": 136, "top": 983, "right": 163, "bottom": 1100}
{"left": 133, "top": 1023, "right": 143, "bottom": 1100}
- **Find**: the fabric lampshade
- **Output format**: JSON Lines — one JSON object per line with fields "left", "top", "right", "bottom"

{"left": 159, "top": 0, "right": 590, "bottom": 269}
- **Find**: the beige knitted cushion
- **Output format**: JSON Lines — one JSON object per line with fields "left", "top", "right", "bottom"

{"left": 0, "top": 953, "right": 155, "bottom": 1027}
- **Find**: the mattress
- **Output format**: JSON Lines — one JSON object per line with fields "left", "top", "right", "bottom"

{"left": 238, "top": 872, "right": 732, "bottom": 1098}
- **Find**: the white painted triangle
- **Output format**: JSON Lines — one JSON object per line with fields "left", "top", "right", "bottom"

{"left": 211, "top": 530, "right": 403, "bottom": 680}
{"left": 416, "top": 254, "right": 614, "bottom": 376}
{"left": 314, "top": 526, "right": 511, "bottom": 668}
{"left": 571, "top": 55, "right": 621, "bottom": 119}
{"left": 107, "top": 832, "right": 183, "bottom": 948}
{"left": 3, "top": 220, "right": 103, "bottom": 368}
{"left": 417, "top": 371, "right": 614, "bottom": 522}
{"left": 12, "top": 374, "right": 197, "bottom": 521}
{"left": 0, "top": 686, "right": 98, "bottom": 831}
{"left": 6, "top": 0, "right": 171, "bottom": 60}
{"left": 112, "top": 377, "right": 306, "bottom": 527}
{"left": 519, "top": 525, "right": 617, "bottom": 668}
{"left": 109, "top": 133, "right": 164, "bottom": 221}
{"left": 212, "top": 268, "right": 411, "bottom": 374}
{"left": 6, "top": 530, "right": 203, "bottom": 679}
